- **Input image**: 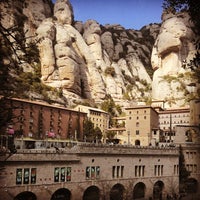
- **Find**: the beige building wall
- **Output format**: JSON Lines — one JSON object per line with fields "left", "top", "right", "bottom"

{"left": 125, "top": 106, "right": 159, "bottom": 146}
{"left": 108, "top": 117, "right": 126, "bottom": 144}
{"left": 174, "top": 126, "right": 200, "bottom": 144}
{"left": 190, "top": 100, "right": 200, "bottom": 126}
{"left": 158, "top": 108, "right": 190, "bottom": 143}
{"left": 0, "top": 144, "right": 179, "bottom": 200}
{"left": 74, "top": 105, "right": 109, "bottom": 140}
{"left": 174, "top": 125, "right": 200, "bottom": 189}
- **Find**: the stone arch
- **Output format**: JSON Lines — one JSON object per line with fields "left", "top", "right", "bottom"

{"left": 51, "top": 188, "right": 71, "bottom": 200}
{"left": 83, "top": 185, "right": 100, "bottom": 200}
{"left": 110, "top": 183, "right": 125, "bottom": 200}
{"left": 133, "top": 182, "right": 146, "bottom": 199}
{"left": 185, "top": 178, "right": 198, "bottom": 193}
{"left": 135, "top": 140, "right": 140, "bottom": 146}
{"left": 153, "top": 180, "right": 164, "bottom": 200}
{"left": 14, "top": 191, "right": 37, "bottom": 200}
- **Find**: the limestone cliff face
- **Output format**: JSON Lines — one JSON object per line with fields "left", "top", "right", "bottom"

{"left": 1, "top": 0, "right": 198, "bottom": 108}
{"left": 0, "top": 0, "right": 52, "bottom": 42}
{"left": 151, "top": 12, "right": 198, "bottom": 108}
{"left": 36, "top": 0, "right": 159, "bottom": 106}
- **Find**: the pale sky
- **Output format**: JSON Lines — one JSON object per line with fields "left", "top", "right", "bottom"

{"left": 53, "top": 0, "right": 164, "bottom": 30}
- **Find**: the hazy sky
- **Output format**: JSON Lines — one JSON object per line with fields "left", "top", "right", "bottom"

{"left": 53, "top": 0, "right": 164, "bottom": 30}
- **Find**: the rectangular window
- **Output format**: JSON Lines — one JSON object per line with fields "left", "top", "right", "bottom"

{"left": 135, "top": 166, "right": 138, "bottom": 177}
{"left": 60, "top": 167, "right": 65, "bottom": 182}
{"left": 91, "top": 166, "right": 95, "bottom": 179}
{"left": 112, "top": 166, "right": 115, "bottom": 178}
{"left": 186, "top": 152, "right": 189, "bottom": 159}
{"left": 139, "top": 166, "right": 141, "bottom": 177}
{"left": 136, "top": 130, "right": 139, "bottom": 135}
{"left": 16, "top": 169, "right": 22, "bottom": 185}
{"left": 117, "top": 166, "right": 120, "bottom": 178}
{"left": 142, "top": 166, "right": 145, "bottom": 176}
{"left": 31, "top": 168, "right": 36, "bottom": 184}
{"left": 121, "top": 166, "right": 124, "bottom": 178}
{"left": 23, "top": 168, "right": 30, "bottom": 184}
{"left": 96, "top": 166, "right": 100, "bottom": 178}
{"left": 66, "top": 167, "right": 71, "bottom": 181}
{"left": 161, "top": 165, "right": 163, "bottom": 176}
{"left": 54, "top": 167, "right": 60, "bottom": 182}
{"left": 154, "top": 165, "right": 157, "bottom": 176}
{"left": 112, "top": 166, "right": 124, "bottom": 178}
{"left": 158, "top": 165, "right": 160, "bottom": 176}
{"left": 86, "top": 166, "right": 90, "bottom": 179}
{"left": 86, "top": 166, "right": 100, "bottom": 179}
{"left": 16, "top": 168, "right": 37, "bottom": 185}
{"left": 135, "top": 165, "right": 145, "bottom": 177}
{"left": 194, "top": 165, "right": 197, "bottom": 173}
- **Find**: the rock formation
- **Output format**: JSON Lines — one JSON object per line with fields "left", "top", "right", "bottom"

{"left": 151, "top": 12, "right": 198, "bottom": 107}
{"left": 36, "top": 0, "right": 159, "bottom": 106}
{"left": 1, "top": 0, "right": 198, "bottom": 108}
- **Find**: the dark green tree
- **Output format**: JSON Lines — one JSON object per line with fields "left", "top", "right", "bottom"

{"left": 105, "top": 131, "right": 116, "bottom": 142}
{"left": 94, "top": 127, "right": 103, "bottom": 141}
{"left": 83, "top": 119, "right": 95, "bottom": 142}
{"left": 83, "top": 119, "right": 103, "bottom": 143}
{"left": 101, "top": 98, "right": 116, "bottom": 116}
{"left": 100, "top": 96, "right": 122, "bottom": 127}
{"left": 179, "top": 145, "right": 190, "bottom": 192}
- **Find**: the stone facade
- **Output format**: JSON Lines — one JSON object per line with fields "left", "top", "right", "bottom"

{"left": 125, "top": 106, "right": 159, "bottom": 146}
{"left": 5, "top": 98, "right": 87, "bottom": 141}
{"left": 190, "top": 100, "right": 200, "bottom": 126}
{"left": 158, "top": 108, "right": 190, "bottom": 143}
{"left": 0, "top": 142, "right": 179, "bottom": 200}
{"left": 1, "top": 98, "right": 200, "bottom": 199}
{"left": 74, "top": 105, "right": 109, "bottom": 141}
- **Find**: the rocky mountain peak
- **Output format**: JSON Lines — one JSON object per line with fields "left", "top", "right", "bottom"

{"left": 54, "top": 0, "right": 74, "bottom": 25}
{"left": 0, "top": 0, "right": 199, "bottom": 109}
{"left": 35, "top": 1, "right": 161, "bottom": 107}
{"left": 152, "top": 11, "right": 198, "bottom": 107}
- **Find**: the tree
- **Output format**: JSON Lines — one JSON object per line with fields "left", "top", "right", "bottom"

{"left": 0, "top": 98, "right": 13, "bottom": 133}
{"left": 83, "top": 119, "right": 95, "bottom": 142}
{"left": 163, "top": 0, "right": 200, "bottom": 31}
{"left": 100, "top": 96, "right": 122, "bottom": 127}
{"left": 0, "top": 7, "right": 31, "bottom": 133}
{"left": 94, "top": 127, "right": 103, "bottom": 142}
{"left": 105, "top": 131, "right": 117, "bottom": 144}
{"left": 83, "top": 119, "right": 103, "bottom": 142}
{"left": 179, "top": 145, "right": 190, "bottom": 192}
{"left": 0, "top": 4, "right": 39, "bottom": 158}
